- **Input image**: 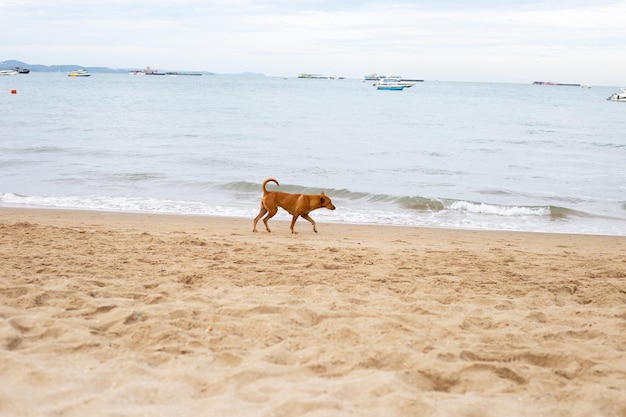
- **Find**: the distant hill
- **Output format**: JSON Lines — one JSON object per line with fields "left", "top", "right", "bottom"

{"left": 0, "top": 59, "right": 219, "bottom": 75}
{"left": 1, "top": 59, "right": 126, "bottom": 73}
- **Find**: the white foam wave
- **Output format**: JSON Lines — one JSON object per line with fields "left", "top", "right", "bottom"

{"left": 0, "top": 193, "right": 254, "bottom": 218}
{"left": 2, "top": 192, "right": 624, "bottom": 236}
{"left": 448, "top": 201, "right": 550, "bottom": 217}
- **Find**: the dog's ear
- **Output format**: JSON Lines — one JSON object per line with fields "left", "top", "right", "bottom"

{"left": 320, "top": 197, "right": 326, "bottom": 204}
{"left": 321, "top": 191, "right": 326, "bottom": 196}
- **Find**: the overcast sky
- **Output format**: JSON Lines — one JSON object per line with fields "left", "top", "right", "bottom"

{"left": 2, "top": 0, "right": 625, "bottom": 84}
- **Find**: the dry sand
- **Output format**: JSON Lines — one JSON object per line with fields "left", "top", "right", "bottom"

{"left": 1, "top": 207, "right": 625, "bottom": 417}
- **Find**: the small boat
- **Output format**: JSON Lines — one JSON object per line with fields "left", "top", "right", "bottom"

{"left": 0, "top": 69, "right": 19, "bottom": 76}
{"left": 374, "top": 77, "right": 416, "bottom": 91}
{"left": 68, "top": 69, "right": 91, "bottom": 77}
{"left": 363, "top": 74, "right": 405, "bottom": 81}
{"left": 141, "top": 66, "right": 166, "bottom": 75}
{"left": 363, "top": 73, "right": 382, "bottom": 81}
{"left": 607, "top": 88, "right": 626, "bottom": 102}
{"left": 15, "top": 67, "right": 30, "bottom": 74}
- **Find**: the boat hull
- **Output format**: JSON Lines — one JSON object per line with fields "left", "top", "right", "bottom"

{"left": 373, "top": 77, "right": 416, "bottom": 91}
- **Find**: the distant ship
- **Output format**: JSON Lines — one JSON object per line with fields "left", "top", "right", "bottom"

{"left": 298, "top": 73, "right": 344, "bottom": 80}
{"left": 362, "top": 74, "right": 424, "bottom": 83}
{"left": 129, "top": 67, "right": 202, "bottom": 76}
{"left": 533, "top": 81, "right": 580, "bottom": 87}
{"left": 164, "top": 71, "right": 203, "bottom": 76}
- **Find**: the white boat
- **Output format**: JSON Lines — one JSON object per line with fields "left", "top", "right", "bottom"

{"left": 363, "top": 74, "right": 403, "bottom": 81}
{"left": 607, "top": 88, "right": 626, "bottom": 102}
{"left": 129, "top": 67, "right": 202, "bottom": 76}
{"left": 134, "top": 66, "right": 165, "bottom": 75}
{"left": 374, "top": 77, "right": 416, "bottom": 91}
{"left": 0, "top": 69, "right": 19, "bottom": 76}
{"left": 363, "top": 73, "right": 385, "bottom": 81}
{"left": 68, "top": 69, "right": 91, "bottom": 77}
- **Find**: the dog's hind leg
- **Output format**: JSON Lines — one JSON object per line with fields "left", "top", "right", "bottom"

{"left": 262, "top": 207, "right": 278, "bottom": 232}
{"left": 253, "top": 205, "right": 268, "bottom": 232}
{"left": 300, "top": 213, "right": 318, "bottom": 233}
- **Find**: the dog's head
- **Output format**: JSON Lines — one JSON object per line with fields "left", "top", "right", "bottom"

{"left": 320, "top": 192, "right": 336, "bottom": 210}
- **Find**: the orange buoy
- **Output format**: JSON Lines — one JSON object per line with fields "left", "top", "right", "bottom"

{"left": 10, "top": 89, "right": 17, "bottom": 94}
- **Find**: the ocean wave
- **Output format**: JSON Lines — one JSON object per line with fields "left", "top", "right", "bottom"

{"left": 447, "top": 200, "right": 550, "bottom": 217}
{"left": 222, "top": 181, "right": 370, "bottom": 198}
{"left": 591, "top": 142, "right": 625, "bottom": 149}
{"left": 221, "top": 181, "right": 589, "bottom": 219}
{"left": 2, "top": 191, "right": 624, "bottom": 235}
{"left": 0, "top": 192, "right": 250, "bottom": 218}
{"left": 223, "top": 181, "right": 443, "bottom": 208}
{"left": 222, "top": 181, "right": 268, "bottom": 193}
{"left": 11, "top": 146, "right": 67, "bottom": 154}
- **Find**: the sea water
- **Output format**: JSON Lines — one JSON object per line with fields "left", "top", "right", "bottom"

{"left": 1, "top": 73, "right": 625, "bottom": 235}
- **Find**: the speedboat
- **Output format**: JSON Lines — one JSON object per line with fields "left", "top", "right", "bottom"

{"left": 1, "top": 67, "right": 29, "bottom": 75}
{"left": 68, "top": 69, "right": 91, "bottom": 77}
{"left": 374, "top": 77, "right": 416, "bottom": 91}
{"left": 607, "top": 88, "right": 626, "bottom": 102}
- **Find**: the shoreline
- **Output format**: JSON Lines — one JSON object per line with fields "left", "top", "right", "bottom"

{"left": 1, "top": 205, "right": 624, "bottom": 238}
{"left": 1, "top": 207, "right": 625, "bottom": 416}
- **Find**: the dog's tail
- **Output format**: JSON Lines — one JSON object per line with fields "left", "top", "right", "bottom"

{"left": 262, "top": 178, "right": 279, "bottom": 194}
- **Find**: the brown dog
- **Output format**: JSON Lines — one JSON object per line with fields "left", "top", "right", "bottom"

{"left": 253, "top": 178, "right": 336, "bottom": 233}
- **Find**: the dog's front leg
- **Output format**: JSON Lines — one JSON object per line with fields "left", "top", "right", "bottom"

{"left": 300, "top": 213, "right": 317, "bottom": 233}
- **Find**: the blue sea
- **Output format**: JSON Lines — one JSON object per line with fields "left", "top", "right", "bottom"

{"left": 1, "top": 73, "right": 625, "bottom": 235}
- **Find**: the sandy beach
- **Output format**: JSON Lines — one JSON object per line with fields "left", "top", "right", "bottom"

{"left": 1, "top": 207, "right": 625, "bottom": 416}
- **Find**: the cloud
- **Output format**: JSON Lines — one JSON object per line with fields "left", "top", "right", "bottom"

{"left": 2, "top": 0, "right": 625, "bottom": 84}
